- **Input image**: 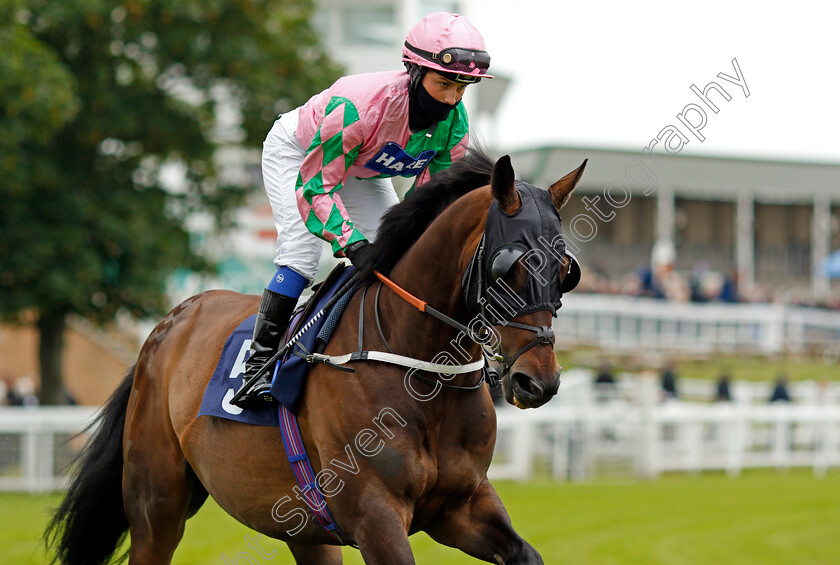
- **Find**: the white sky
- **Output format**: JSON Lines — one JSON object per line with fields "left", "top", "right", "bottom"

{"left": 466, "top": 0, "right": 840, "bottom": 164}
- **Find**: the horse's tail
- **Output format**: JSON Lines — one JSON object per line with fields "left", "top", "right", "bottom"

{"left": 46, "top": 366, "right": 134, "bottom": 565}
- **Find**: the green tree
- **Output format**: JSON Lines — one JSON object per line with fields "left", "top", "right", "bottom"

{"left": 0, "top": 0, "right": 342, "bottom": 404}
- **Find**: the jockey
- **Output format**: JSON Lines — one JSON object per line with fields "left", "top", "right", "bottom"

{"left": 233, "top": 12, "right": 493, "bottom": 407}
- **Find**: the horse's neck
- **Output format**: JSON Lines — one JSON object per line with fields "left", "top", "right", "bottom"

{"left": 383, "top": 191, "right": 490, "bottom": 362}
{"left": 364, "top": 192, "right": 496, "bottom": 443}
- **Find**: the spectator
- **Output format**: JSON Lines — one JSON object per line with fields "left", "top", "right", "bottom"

{"left": 63, "top": 388, "right": 78, "bottom": 406}
{"left": 1, "top": 371, "right": 23, "bottom": 406}
{"left": 715, "top": 373, "right": 732, "bottom": 402}
{"left": 637, "top": 264, "right": 666, "bottom": 299}
{"left": 719, "top": 269, "right": 740, "bottom": 303}
{"left": 689, "top": 262, "right": 711, "bottom": 303}
{"left": 594, "top": 363, "right": 617, "bottom": 403}
{"left": 0, "top": 375, "right": 8, "bottom": 407}
{"left": 817, "top": 378, "right": 832, "bottom": 405}
{"left": 595, "top": 363, "right": 616, "bottom": 386}
{"left": 637, "top": 240, "right": 676, "bottom": 300}
{"left": 661, "top": 361, "right": 679, "bottom": 400}
{"left": 769, "top": 374, "right": 792, "bottom": 403}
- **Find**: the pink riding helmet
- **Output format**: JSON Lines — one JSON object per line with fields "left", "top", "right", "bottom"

{"left": 402, "top": 12, "right": 493, "bottom": 84}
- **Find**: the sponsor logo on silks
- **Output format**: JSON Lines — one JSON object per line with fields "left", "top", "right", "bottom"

{"left": 363, "top": 142, "right": 436, "bottom": 178}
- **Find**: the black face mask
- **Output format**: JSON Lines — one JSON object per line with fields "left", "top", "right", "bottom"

{"left": 409, "top": 80, "right": 457, "bottom": 132}
{"left": 462, "top": 182, "right": 580, "bottom": 322}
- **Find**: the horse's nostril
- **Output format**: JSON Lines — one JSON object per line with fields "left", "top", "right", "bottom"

{"left": 512, "top": 372, "right": 542, "bottom": 397}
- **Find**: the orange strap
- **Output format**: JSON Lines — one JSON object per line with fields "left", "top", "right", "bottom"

{"left": 374, "top": 271, "right": 427, "bottom": 312}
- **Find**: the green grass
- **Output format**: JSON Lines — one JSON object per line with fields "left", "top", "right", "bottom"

{"left": 661, "top": 355, "right": 837, "bottom": 383}
{"left": 6, "top": 469, "right": 840, "bottom": 564}
{"left": 557, "top": 351, "right": 839, "bottom": 383}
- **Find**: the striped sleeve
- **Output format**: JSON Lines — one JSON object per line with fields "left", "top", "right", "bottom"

{"left": 295, "top": 96, "right": 368, "bottom": 256}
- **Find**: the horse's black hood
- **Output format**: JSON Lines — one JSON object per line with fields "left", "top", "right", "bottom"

{"left": 462, "top": 181, "right": 571, "bottom": 322}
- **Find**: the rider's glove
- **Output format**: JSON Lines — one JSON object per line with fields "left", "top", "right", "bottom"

{"left": 344, "top": 240, "right": 375, "bottom": 272}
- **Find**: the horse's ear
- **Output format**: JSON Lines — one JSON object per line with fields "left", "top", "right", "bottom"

{"left": 491, "top": 155, "right": 520, "bottom": 213}
{"left": 549, "top": 159, "right": 587, "bottom": 211}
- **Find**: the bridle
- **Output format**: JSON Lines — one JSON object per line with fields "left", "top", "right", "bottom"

{"left": 463, "top": 233, "right": 558, "bottom": 387}
{"left": 371, "top": 226, "right": 568, "bottom": 390}
{"left": 304, "top": 188, "right": 578, "bottom": 393}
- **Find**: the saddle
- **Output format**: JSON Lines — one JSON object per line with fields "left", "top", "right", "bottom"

{"left": 269, "top": 263, "right": 359, "bottom": 410}
{"left": 197, "top": 263, "right": 358, "bottom": 425}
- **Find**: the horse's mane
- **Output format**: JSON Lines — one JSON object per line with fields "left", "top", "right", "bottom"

{"left": 365, "top": 146, "right": 495, "bottom": 278}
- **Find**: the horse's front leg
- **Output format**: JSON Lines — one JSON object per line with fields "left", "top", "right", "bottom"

{"left": 424, "top": 479, "right": 542, "bottom": 565}
{"left": 347, "top": 491, "right": 416, "bottom": 565}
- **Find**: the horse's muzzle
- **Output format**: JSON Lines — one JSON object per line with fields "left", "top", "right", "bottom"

{"left": 507, "top": 368, "right": 561, "bottom": 409}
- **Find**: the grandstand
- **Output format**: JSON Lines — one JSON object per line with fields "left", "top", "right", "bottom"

{"left": 509, "top": 145, "right": 840, "bottom": 307}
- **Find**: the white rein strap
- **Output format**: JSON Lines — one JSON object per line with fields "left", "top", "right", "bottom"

{"left": 304, "top": 351, "right": 486, "bottom": 374}
{"left": 299, "top": 271, "right": 487, "bottom": 387}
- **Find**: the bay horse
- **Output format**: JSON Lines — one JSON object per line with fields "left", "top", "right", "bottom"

{"left": 47, "top": 150, "right": 585, "bottom": 564}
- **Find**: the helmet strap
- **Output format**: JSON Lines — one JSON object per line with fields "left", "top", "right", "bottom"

{"left": 404, "top": 62, "right": 426, "bottom": 94}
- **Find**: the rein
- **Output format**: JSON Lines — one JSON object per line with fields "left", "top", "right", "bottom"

{"left": 272, "top": 241, "right": 558, "bottom": 395}
{"left": 300, "top": 271, "right": 486, "bottom": 391}
{"left": 370, "top": 257, "right": 556, "bottom": 388}
{"left": 372, "top": 272, "right": 488, "bottom": 391}
{"left": 290, "top": 197, "right": 562, "bottom": 393}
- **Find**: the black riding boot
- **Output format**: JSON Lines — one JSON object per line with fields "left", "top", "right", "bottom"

{"left": 232, "top": 289, "right": 298, "bottom": 408}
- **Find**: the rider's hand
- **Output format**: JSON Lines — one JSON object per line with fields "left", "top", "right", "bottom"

{"left": 344, "top": 240, "right": 375, "bottom": 272}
